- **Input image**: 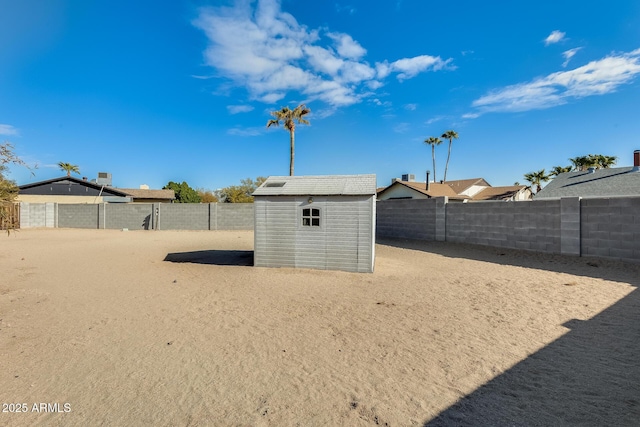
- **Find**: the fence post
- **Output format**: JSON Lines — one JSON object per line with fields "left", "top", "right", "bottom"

{"left": 435, "top": 196, "right": 448, "bottom": 242}
{"left": 560, "top": 197, "right": 581, "bottom": 256}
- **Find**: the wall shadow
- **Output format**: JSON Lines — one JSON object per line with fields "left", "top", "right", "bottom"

{"left": 424, "top": 287, "right": 640, "bottom": 426}
{"left": 164, "top": 250, "right": 254, "bottom": 266}
{"left": 377, "top": 237, "right": 640, "bottom": 284}
{"left": 142, "top": 214, "right": 151, "bottom": 230}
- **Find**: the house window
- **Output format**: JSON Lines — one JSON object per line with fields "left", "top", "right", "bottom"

{"left": 302, "top": 208, "right": 320, "bottom": 226}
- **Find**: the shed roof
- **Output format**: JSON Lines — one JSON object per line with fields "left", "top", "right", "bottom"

{"left": 253, "top": 174, "right": 376, "bottom": 196}
{"left": 535, "top": 167, "right": 640, "bottom": 199}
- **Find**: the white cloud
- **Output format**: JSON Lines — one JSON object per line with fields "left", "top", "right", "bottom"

{"left": 470, "top": 48, "right": 640, "bottom": 114}
{"left": 404, "top": 103, "right": 417, "bottom": 111}
{"left": 461, "top": 113, "right": 480, "bottom": 119}
{"left": 393, "top": 122, "right": 410, "bottom": 133}
{"left": 425, "top": 116, "right": 444, "bottom": 125}
{"left": 227, "top": 126, "right": 263, "bottom": 136}
{"left": 327, "top": 32, "right": 366, "bottom": 59}
{"left": 335, "top": 4, "right": 356, "bottom": 15}
{"left": 227, "top": 105, "right": 255, "bottom": 114}
{"left": 376, "top": 55, "right": 453, "bottom": 81}
{"left": 371, "top": 98, "right": 391, "bottom": 107}
{"left": 304, "top": 45, "right": 344, "bottom": 76}
{"left": 562, "top": 47, "right": 582, "bottom": 67}
{"left": 0, "top": 124, "right": 18, "bottom": 136}
{"left": 194, "top": 0, "right": 451, "bottom": 109}
{"left": 544, "top": 30, "right": 566, "bottom": 46}
{"left": 191, "top": 74, "right": 214, "bottom": 80}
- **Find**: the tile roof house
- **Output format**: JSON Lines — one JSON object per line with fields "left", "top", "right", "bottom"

{"left": 118, "top": 187, "right": 176, "bottom": 203}
{"left": 377, "top": 176, "right": 531, "bottom": 201}
{"left": 473, "top": 185, "right": 532, "bottom": 201}
{"left": 445, "top": 178, "right": 491, "bottom": 197}
{"left": 535, "top": 151, "right": 640, "bottom": 199}
{"left": 377, "top": 179, "right": 468, "bottom": 201}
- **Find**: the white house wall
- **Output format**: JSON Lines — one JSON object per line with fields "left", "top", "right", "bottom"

{"left": 378, "top": 185, "right": 429, "bottom": 200}
{"left": 460, "top": 185, "right": 487, "bottom": 197}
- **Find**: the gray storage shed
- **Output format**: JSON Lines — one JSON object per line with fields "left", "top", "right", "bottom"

{"left": 253, "top": 174, "right": 376, "bottom": 273}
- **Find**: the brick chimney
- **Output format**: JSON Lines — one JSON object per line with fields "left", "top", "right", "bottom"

{"left": 634, "top": 150, "right": 640, "bottom": 172}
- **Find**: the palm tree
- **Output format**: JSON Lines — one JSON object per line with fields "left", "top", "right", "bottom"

{"left": 266, "top": 104, "right": 311, "bottom": 176}
{"left": 594, "top": 154, "right": 617, "bottom": 169}
{"left": 58, "top": 162, "right": 80, "bottom": 177}
{"left": 524, "top": 169, "right": 550, "bottom": 193}
{"left": 424, "top": 136, "right": 442, "bottom": 182}
{"left": 441, "top": 130, "right": 459, "bottom": 182}
{"left": 550, "top": 165, "right": 572, "bottom": 177}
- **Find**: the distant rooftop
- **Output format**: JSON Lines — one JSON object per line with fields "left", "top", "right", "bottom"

{"left": 535, "top": 167, "right": 640, "bottom": 199}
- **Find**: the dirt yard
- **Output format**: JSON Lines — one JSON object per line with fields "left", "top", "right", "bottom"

{"left": 1, "top": 229, "right": 638, "bottom": 426}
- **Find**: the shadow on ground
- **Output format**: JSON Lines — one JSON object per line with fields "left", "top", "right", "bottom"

{"left": 424, "top": 287, "right": 640, "bottom": 426}
{"left": 377, "top": 237, "right": 640, "bottom": 284}
{"left": 376, "top": 239, "right": 640, "bottom": 425}
{"left": 164, "top": 250, "right": 254, "bottom": 266}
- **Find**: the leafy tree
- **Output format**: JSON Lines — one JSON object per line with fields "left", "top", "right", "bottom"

{"left": 424, "top": 136, "right": 442, "bottom": 182}
{"left": 550, "top": 165, "right": 573, "bottom": 177}
{"left": 197, "top": 188, "right": 218, "bottom": 203}
{"left": 524, "top": 169, "right": 550, "bottom": 193}
{"left": 58, "top": 162, "right": 80, "bottom": 177}
{"left": 220, "top": 177, "right": 267, "bottom": 203}
{"left": 1, "top": 142, "right": 28, "bottom": 233}
{"left": 441, "top": 130, "right": 459, "bottom": 182}
{"left": 266, "top": 104, "right": 311, "bottom": 176}
{"left": 163, "top": 181, "right": 201, "bottom": 203}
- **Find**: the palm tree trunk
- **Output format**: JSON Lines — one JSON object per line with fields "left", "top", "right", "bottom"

{"left": 443, "top": 140, "right": 452, "bottom": 182}
{"left": 431, "top": 145, "right": 436, "bottom": 182}
{"left": 289, "top": 129, "right": 295, "bottom": 176}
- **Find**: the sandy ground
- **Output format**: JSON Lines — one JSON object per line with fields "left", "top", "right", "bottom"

{"left": 0, "top": 229, "right": 639, "bottom": 426}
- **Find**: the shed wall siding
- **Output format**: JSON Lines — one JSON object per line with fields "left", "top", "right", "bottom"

{"left": 254, "top": 196, "right": 374, "bottom": 273}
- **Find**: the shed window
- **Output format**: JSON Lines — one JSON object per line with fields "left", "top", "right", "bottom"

{"left": 302, "top": 208, "right": 320, "bottom": 226}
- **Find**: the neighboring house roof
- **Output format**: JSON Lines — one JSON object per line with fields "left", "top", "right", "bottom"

{"left": 445, "top": 178, "right": 491, "bottom": 194}
{"left": 253, "top": 174, "right": 376, "bottom": 196}
{"left": 535, "top": 167, "right": 640, "bottom": 199}
{"left": 19, "top": 176, "right": 129, "bottom": 197}
{"left": 377, "top": 180, "right": 468, "bottom": 200}
{"left": 473, "top": 185, "right": 529, "bottom": 201}
{"left": 119, "top": 188, "right": 175, "bottom": 201}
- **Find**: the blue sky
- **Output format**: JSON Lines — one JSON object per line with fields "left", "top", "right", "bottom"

{"left": 2, "top": 0, "right": 640, "bottom": 190}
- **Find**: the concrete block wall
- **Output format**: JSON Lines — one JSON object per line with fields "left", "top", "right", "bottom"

{"left": 377, "top": 199, "right": 437, "bottom": 240}
{"left": 19, "top": 202, "right": 56, "bottom": 228}
{"left": 581, "top": 197, "right": 640, "bottom": 263}
{"left": 447, "top": 202, "right": 515, "bottom": 249}
{"left": 376, "top": 197, "right": 639, "bottom": 263}
{"left": 20, "top": 202, "right": 255, "bottom": 231}
{"left": 158, "top": 203, "right": 210, "bottom": 230}
{"left": 104, "top": 204, "right": 154, "bottom": 230}
{"left": 58, "top": 204, "right": 100, "bottom": 229}
{"left": 216, "top": 203, "right": 254, "bottom": 230}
